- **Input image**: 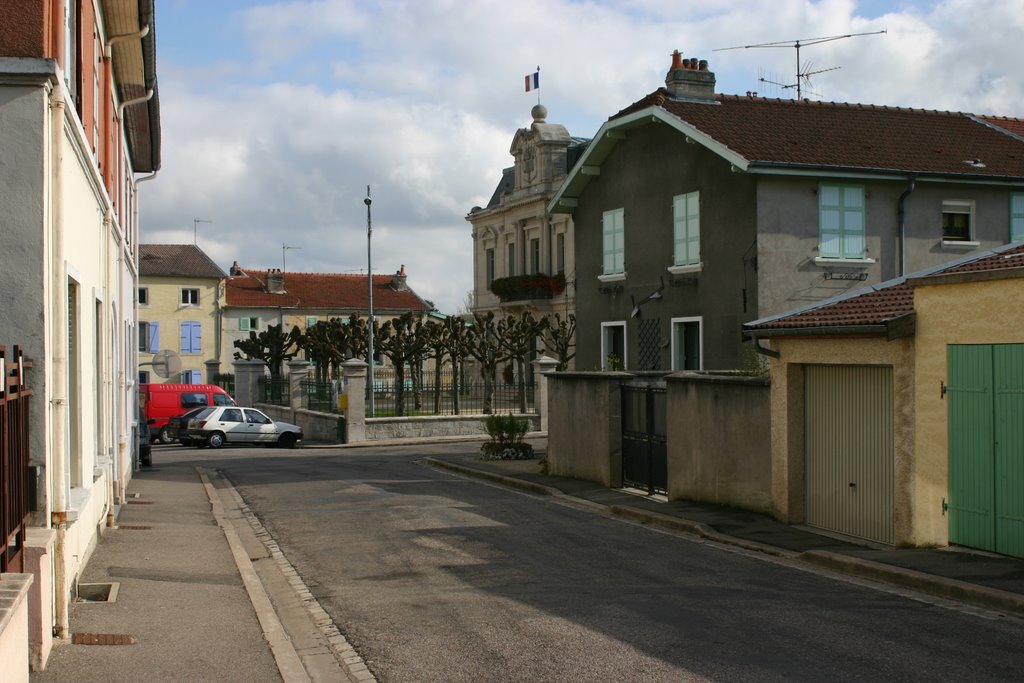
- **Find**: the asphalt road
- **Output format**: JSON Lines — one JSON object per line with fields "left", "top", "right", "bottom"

{"left": 167, "top": 441, "right": 1024, "bottom": 682}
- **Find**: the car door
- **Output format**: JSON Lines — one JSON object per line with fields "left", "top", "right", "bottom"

{"left": 213, "top": 408, "right": 248, "bottom": 442}
{"left": 243, "top": 408, "right": 279, "bottom": 443}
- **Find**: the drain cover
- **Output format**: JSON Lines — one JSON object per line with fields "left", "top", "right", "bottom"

{"left": 72, "top": 633, "right": 135, "bottom": 645}
{"left": 117, "top": 525, "right": 152, "bottom": 530}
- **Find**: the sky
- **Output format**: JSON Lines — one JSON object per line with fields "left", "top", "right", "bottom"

{"left": 142, "top": 0, "right": 1024, "bottom": 313}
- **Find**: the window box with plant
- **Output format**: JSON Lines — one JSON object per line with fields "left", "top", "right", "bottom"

{"left": 490, "top": 272, "right": 566, "bottom": 302}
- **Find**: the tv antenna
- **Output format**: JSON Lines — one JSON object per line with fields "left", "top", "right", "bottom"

{"left": 714, "top": 29, "right": 886, "bottom": 99}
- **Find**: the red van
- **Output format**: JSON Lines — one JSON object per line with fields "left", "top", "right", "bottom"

{"left": 141, "top": 383, "right": 236, "bottom": 444}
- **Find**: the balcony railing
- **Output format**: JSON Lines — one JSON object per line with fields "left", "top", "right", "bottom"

{"left": 490, "top": 273, "right": 566, "bottom": 303}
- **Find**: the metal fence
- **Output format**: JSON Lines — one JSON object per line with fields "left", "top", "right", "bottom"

{"left": 369, "top": 366, "right": 535, "bottom": 416}
{"left": 257, "top": 375, "right": 290, "bottom": 406}
{"left": 214, "top": 372, "right": 235, "bottom": 397}
{"left": 1, "top": 346, "right": 32, "bottom": 573}
{"left": 301, "top": 379, "right": 339, "bottom": 413}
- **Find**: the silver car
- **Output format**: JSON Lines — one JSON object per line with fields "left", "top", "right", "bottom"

{"left": 186, "top": 406, "right": 303, "bottom": 449}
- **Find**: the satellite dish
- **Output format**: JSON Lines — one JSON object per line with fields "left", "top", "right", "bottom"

{"left": 145, "top": 349, "right": 182, "bottom": 379}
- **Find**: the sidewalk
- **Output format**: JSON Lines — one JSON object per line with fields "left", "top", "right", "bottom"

{"left": 30, "top": 457, "right": 367, "bottom": 683}
{"left": 425, "top": 448, "right": 1024, "bottom": 618}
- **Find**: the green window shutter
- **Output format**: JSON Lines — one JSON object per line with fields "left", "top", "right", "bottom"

{"left": 673, "top": 192, "right": 700, "bottom": 266}
{"left": 603, "top": 208, "right": 624, "bottom": 274}
{"left": 819, "top": 184, "right": 865, "bottom": 259}
{"left": 1011, "top": 193, "right": 1024, "bottom": 242}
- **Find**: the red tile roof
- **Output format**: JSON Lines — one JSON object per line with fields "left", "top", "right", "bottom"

{"left": 979, "top": 115, "right": 1024, "bottom": 139}
{"left": 746, "top": 243, "right": 1024, "bottom": 333}
{"left": 225, "top": 269, "right": 431, "bottom": 312}
{"left": 613, "top": 91, "right": 1024, "bottom": 178}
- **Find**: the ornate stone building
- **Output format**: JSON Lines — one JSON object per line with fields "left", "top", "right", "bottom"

{"left": 467, "top": 105, "right": 588, "bottom": 325}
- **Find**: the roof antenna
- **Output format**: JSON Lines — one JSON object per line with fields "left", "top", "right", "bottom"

{"left": 714, "top": 29, "right": 886, "bottom": 99}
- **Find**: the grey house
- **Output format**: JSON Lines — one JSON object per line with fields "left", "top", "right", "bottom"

{"left": 549, "top": 51, "right": 1024, "bottom": 371}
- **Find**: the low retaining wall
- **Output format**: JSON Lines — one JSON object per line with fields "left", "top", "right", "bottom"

{"left": 367, "top": 414, "right": 539, "bottom": 440}
{"left": 258, "top": 404, "right": 539, "bottom": 443}
{"left": 0, "top": 573, "right": 33, "bottom": 683}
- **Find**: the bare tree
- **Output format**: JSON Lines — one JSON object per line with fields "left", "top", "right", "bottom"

{"left": 542, "top": 313, "right": 576, "bottom": 371}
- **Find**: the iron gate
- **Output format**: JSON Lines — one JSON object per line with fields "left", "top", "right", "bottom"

{"left": 621, "top": 381, "right": 667, "bottom": 495}
{"left": 1, "top": 345, "right": 32, "bottom": 573}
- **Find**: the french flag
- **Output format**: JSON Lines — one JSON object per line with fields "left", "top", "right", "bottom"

{"left": 524, "top": 71, "right": 539, "bottom": 92}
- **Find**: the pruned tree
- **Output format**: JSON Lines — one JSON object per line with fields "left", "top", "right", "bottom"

{"left": 442, "top": 314, "right": 470, "bottom": 414}
{"left": 542, "top": 313, "right": 576, "bottom": 371}
{"left": 234, "top": 323, "right": 306, "bottom": 403}
{"left": 497, "top": 312, "right": 548, "bottom": 413}
{"left": 465, "top": 311, "right": 508, "bottom": 414}
{"left": 374, "top": 312, "right": 428, "bottom": 416}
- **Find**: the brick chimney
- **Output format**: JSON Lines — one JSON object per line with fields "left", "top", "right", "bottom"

{"left": 665, "top": 50, "right": 716, "bottom": 103}
{"left": 266, "top": 269, "right": 285, "bottom": 293}
{"left": 391, "top": 264, "right": 408, "bottom": 291}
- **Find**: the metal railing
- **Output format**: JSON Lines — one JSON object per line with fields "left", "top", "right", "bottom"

{"left": 257, "top": 375, "right": 290, "bottom": 406}
{"left": 214, "top": 372, "right": 235, "bottom": 397}
{"left": 369, "top": 367, "right": 535, "bottom": 416}
{"left": 1, "top": 345, "right": 32, "bottom": 573}
{"left": 301, "top": 379, "right": 339, "bottom": 413}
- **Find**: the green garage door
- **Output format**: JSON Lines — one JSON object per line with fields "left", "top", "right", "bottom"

{"left": 805, "top": 365, "right": 894, "bottom": 545}
{"left": 947, "top": 344, "right": 1024, "bottom": 558}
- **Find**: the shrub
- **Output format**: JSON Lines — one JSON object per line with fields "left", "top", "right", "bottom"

{"left": 481, "top": 414, "right": 534, "bottom": 460}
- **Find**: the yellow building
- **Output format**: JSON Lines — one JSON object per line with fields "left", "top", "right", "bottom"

{"left": 745, "top": 242, "right": 1024, "bottom": 557}
{"left": 138, "top": 245, "right": 226, "bottom": 384}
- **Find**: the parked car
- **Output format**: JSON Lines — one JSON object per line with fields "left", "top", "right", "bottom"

{"left": 185, "top": 406, "right": 303, "bottom": 449}
{"left": 140, "top": 383, "right": 237, "bottom": 444}
{"left": 168, "top": 407, "right": 210, "bottom": 446}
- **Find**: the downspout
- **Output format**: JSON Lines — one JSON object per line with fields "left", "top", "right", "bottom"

{"left": 49, "top": 85, "right": 70, "bottom": 640}
{"left": 132, "top": 171, "right": 157, "bottom": 466}
{"left": 897, "top": 175, "right": 917, "bottom": 277}
{"left": 118, "top": 88, "right": 154, "bottom": 118}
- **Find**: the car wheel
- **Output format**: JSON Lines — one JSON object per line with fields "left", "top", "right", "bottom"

{"left": 158, "top": 427, "right": 174, "bottom": 444}
{"left": 277, "top": 432, "right": 296, "bottom": 449}
{"left": 206, "top": 431, "right": 226, "bottom": 449}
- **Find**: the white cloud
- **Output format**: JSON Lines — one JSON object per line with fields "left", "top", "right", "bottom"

{"left": 144, "top": 0, "right": 1024, "bottom": 312}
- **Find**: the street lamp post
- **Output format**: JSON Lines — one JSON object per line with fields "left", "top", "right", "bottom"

{"left": 364, "top": 186, "right": 375, "bottom": 417}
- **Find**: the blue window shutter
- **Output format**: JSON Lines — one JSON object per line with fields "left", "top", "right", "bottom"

{"left": 181, "top": 322, "right": 201, "bottom": 353}
{"left": 148, "top": 322, "right": 159, "bottom": 352}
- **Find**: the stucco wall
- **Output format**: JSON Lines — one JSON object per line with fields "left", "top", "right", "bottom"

{"left": 769, "top": 337, "right": 918, "bottom": 543}
{"left": 913, "top": 276, "right": 1024, "bottom": 546}
{"left": 756, "top": 177, "right": 1019, "bottom": 319}
{"left": 546, "top": 373, "right": 626, "bottom": 487}
{"left": 139, "top": 276, "right": 221, "bottom": 381}
{"left": 572, "top": 124, "right": 758, "bottom": 372}
{"left": 666, "top": 373, "right": 772, "bottom": 513}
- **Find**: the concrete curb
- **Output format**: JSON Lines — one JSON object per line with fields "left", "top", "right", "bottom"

{"left": 801, "top": 550, "right": 1024, "bottom": 617}
{"left": 425, "top": 457, "right": 1024, "bottom": 618}
{"left": 197, "top": 468, "right": 311, "bottom": 683}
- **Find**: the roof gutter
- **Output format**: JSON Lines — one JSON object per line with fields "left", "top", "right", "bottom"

{"left": 743, "top": 312, "right": 916, "bottom": 343}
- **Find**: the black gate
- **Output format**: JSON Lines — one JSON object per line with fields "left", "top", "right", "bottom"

{"left": 1, "top": 345, "right": 32, "bottom": 573}
{"left": 621, "top": 381, "right": 667, "bottom": 495}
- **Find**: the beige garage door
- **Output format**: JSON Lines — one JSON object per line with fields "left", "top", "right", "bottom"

{"left": 805, "top": 365, "right": 894, "bottom": 545}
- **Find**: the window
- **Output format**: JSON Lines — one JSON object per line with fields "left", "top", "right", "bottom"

{"left": 486, "top": 248, "right": 495, "bottom": 288}
{"left": 530, "top": 237, "right": 541, "bottom": 274}
{"left": 239, "top": 316, "right": 259, "bottom": 331}
{"left": 181, "top": 288, "right": 199, "bottom": 306}
{"left": 306, "top": 316, "right": 318, "bottom": 328}
{"left": 602, "top": 208, "right": 625, "bottom": 276}
{"left": 556, "top": 233, "right": 565, "bottom": 274}
{"left": 942, "top": 200, "right": 973, "bottom": 242}
{"left": 220, "top": 408, "right": 243, "bottom": 422}
{"left": 138, "top": 288, "right": 149, "bottom": 306}
{"left": 671, "top": 317, "right": 703, "bottom": 371}
{"left": 819, "top": 184, "right": 866, "bottom": 259}
{"left": 601, "top": 321, "right": 626, "bottom": 370}
{"left": 673, "top": 192, "right": 701, "bottom": 267}
{"left": 181, "top": 370, "right": 202, "bottom": 384}
{"left": 1013, "top": 194, "right": 1024, "bottom": 242}
{"left": 181, "top": 392, "right": 210, "bottom": 409}
{"left": 138, "top": 370, "right": 150, "bottom": 385}
{"left": 139, "top": 321, "right": 159, "bottom": 353}
{"left": 507, "top": 243, "right": 516, "bottom": 277}
{"left": 180, "top": 321, "right": 201, "bottom": 354}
